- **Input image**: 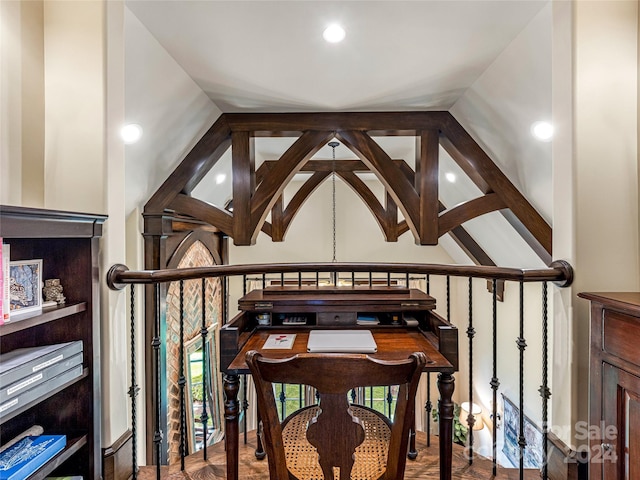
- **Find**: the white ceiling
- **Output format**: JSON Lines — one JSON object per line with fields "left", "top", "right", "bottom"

{"left": 125, "top": 0, "right": 548, "bottom": 112}
{"left": 125, "top": 0, "right": 551, "bottom": 268}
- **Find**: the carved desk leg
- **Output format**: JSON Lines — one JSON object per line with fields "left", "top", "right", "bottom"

{"left": 224, "top": 373, "right": 240, "bottom": 480}
{"left": 438, "top": 372, "right": 455, "bottom": 480}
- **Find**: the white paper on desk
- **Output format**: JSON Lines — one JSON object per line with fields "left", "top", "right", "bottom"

{"left": 263, "top": 334, "right": 297, "bottom": 349}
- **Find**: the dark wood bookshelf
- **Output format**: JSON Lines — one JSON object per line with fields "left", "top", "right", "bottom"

{"left": 0, "top": 205, "right": 106, "bottom": 480}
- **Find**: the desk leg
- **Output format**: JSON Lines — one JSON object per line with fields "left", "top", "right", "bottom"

{"left": 408, "top": 418, "right": 417, "bottom": 460}
{"left": 224, "top": 373, "right": 240, "bottom": 480}
{"left": 437, "top": 372, "right": 454, "bottom": 480}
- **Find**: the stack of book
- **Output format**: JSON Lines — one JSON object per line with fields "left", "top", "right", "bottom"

{"left": 0, "top": 434, "right": 67, "bottom": 480}
{"left": 356, "top": 314, "right": 380, "bottom": 326}
{"left": 0, "top": 341, "right": 83, "bottom": 419}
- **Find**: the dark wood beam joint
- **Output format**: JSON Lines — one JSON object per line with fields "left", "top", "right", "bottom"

{"left": 416, "top": 130, "right": 439, "bottom": 244}
{"left": 232, "top": 131, "right": 255, "bottom": 245}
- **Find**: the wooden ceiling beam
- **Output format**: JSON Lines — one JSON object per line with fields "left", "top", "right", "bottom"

{"left": 246, "top": 130, "right": 334, "bottom": 245}
{"left": 337, "top": 130, "right": 423, "bottom": 243}
{"left": 225, "top": 111, "right": 450, "bottom": 135}
{"left": 145, "top": 116, "right": 231, "bottom": 213}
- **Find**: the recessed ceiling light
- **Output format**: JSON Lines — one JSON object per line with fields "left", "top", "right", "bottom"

{"left": 216, "top": 173, "right": 227, "bottom": 185}
{"left": 323, "top": 24, "right": 345, "bottom": 43}
{"left": 445, "top": 172, "right": 456, "bottom": 183}
{"left": 120, "top": 124, "right": 143, "bottom": 144}
{"left": 531, "top": 121, "right": 553, "bottom": 142}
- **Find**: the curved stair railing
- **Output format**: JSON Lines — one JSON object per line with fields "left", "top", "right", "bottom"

{"left": 106, "top": 260, "right": 583, "bottom": 480}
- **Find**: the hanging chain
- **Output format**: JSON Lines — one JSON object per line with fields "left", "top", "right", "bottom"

{"left": 329, "top": 141, "right": 339, "bottom": 263}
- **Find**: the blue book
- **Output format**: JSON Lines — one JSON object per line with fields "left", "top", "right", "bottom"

{"left": 0, "top": 435, "right": 66, "bottom": 480}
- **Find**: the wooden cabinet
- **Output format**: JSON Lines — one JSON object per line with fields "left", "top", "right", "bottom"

{"left": 579, "top": 292, "right": 640, "bottom": 480}
{"left": 0, "top": 205, "right": 106, "bottom": 480}
{"left": 222, "top": 286, "right": 458, "bottom": 373}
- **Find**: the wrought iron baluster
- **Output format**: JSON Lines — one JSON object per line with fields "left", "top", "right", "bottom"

{"left": 518, "top": 282, "right": 527, "bottom": 478}
{"left": 491, "top": 278, "right": 499, "bottom": 477}
{"left": 386, "top": 387, "right": 393, "bottom": 419}
{"left": 223, "top": 275, "right": 228, "bottom": 325}
{"left": 369, "top": 271, "right": 372, "bottom": 286}
{"left": 281, "top": 272, "right": 284, "bottom": 287}
{"left": 446, "top": 275, "right": 451, "bottom": 322}
{"left": 539, "top": 282, "right": 550, "bottom": 480}
{"left": 179, "top": 281, "right": 186, "bottom": 469}
{"left": 352, "top": 271, "right": 355, "bottom": 286}
{"left": 129, "top": 285, "right": 139, "bottom": 479}
{"left": 242, "top": 274, "right": 247, "bottom": 296}
{"left": 153, "top": 284, "right": 163, "bottom": 480}
{"left": 242, "top": 375, "right": 248, "bottom": 444}
{"left": 466, "top": 278, "right": 476, "bottom": 464}
{"left": 426, "top": 274, "right": 430, "bottom": 295}
{"left": 262, "top": 273, "right": 266, "bottom": 289}
{"left": 387, "top": 272, "right": 391, "bottom": 286}
{"left": 200, "top": 278, "right": 209, "bottom": 459}
{"left": 279, "top": 385, "right": 287, "bottom": 420}
{"left": 298, "top": 271, "right": 302, "bottom": 287}
{"left": 426, "top": 373, "right": 432, "bottom": 447}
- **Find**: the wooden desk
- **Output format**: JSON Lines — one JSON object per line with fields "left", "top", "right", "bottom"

{"left": 221, "top": 287, "right": 458, "bottom": 480}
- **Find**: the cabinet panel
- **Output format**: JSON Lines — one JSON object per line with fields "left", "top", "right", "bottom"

{"left": 603, "top": 363, "right": 640, "bottom": 479}
{"left": 603, "top": 310, "right": 640, "bottom": 367}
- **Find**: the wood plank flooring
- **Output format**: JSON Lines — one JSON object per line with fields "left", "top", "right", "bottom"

{"left": 138, "top": 431, "right": 539, "bottom": 479}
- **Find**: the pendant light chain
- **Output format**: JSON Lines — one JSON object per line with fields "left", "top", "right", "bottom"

{"left": 328, "top": 141, "right": 339, "bottom": 263}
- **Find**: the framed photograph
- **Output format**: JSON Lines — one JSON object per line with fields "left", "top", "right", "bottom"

{"left": 9, "top": 259, "right": 43, "bottom": 317}
{"left": 502, "top": 394, "right": 543, "bottom": 468}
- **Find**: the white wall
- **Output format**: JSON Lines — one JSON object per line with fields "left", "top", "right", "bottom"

{"left": 446, "top": 3, "right": 560, "bottom": 456}
{"left": 227, "top": 177, "right": 457, "bottom": 316}
{"left": 124, "top": 8, "right": 223, "bottom": 218}
{"left": 121, "top": 5, "right": 223, "bottom": 460}
{"left": 571, "top": 0, "right": 640, "bottom": 442}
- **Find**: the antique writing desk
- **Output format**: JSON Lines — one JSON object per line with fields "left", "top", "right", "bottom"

{"left": 220, "top": 286, "right": 459, "bottom": 480}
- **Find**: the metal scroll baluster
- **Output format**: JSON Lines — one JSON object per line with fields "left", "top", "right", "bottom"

{"left": 425, "top": 273, "right": 432, "bottom": 447}
{"left": 179, "top": 280, "right": 186, "bottom": 469}
{"left": 200, "top": 278, "right": 209, "bottom": 459}
{"left": 223, "top": 275, "right": 229, "bottom": 325}
{"left": 298, "top": 271, "right": 302, "bottom": 287}
{"left": 281, "top": 272, "right": 284, "bottom": 287}
{"left": 153, "top": 284, "right": 163, "bottom": 480}
{"left": 129, "top": 285, "right": 139, "bottom": 479}
{"left": 369, "top": 271, "right": 372, "bottom": 286}
{"left": 316, "top": 271, "right": 319, "bottom": 285}
{"left": 242, "top": 375, "right": 248, "bottom": 444}
{"left": 262, "top": 273, "right": 266, "bottom": 289}
{"left": 539, "top": 282, "right": 550, "bottom": 480}
{"left": 242, "top": 274, "right": 247, "bottom": 296}
{"left": 517, "top": 282, "right": 527, "bottom": 479}
{"left": 279, "top": 386, "right": 287, "bottom": 420}
{"left": 490, "top": 278, "right": 499, "bottom": 477}
{"left": 446, "top": 275, "right": 451, "bottom": 322}
{"left": 426, "top": 375, "right": 432, "bottom": 447}
{"left": 466, "top": 278, "right": 476, "bottom": 464}
{"left": 386, "top": 388, "right": 393, "bottom": 419}
{"left": 352, "top": 271, "right": 355, "bottom": 286}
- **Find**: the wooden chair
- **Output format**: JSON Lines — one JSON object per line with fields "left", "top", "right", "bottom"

{"left": 246, "top": 351, "right": 427, "bottom": 480}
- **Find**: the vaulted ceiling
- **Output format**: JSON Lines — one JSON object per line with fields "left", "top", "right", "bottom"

{"left": 126, "top": 0, "right": 548, "bottom": 112}
{"left": 125, "top": 0, "right": 553, "bottom": 268}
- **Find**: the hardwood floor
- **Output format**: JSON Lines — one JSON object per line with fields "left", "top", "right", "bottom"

{"left": 138, "top": 431, "right": 539, "bottom": 479}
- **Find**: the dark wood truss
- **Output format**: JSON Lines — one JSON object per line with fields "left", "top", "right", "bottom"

{"left": 144, "top": 112, "right": 551, "bottom": 265}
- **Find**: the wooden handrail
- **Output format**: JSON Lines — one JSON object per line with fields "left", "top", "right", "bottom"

{"left": 107, "top": 260, "right": 573, "bottom": 290}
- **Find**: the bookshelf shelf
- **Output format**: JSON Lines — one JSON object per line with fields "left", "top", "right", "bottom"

{"left": 28, "top": 435, "right": 89, "bottom": 480}
{"left": 0, "top": 302, "right": 87, "bottom": 337}
{"left": 0, "top": 205, "right": 105, "bottom": 480}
